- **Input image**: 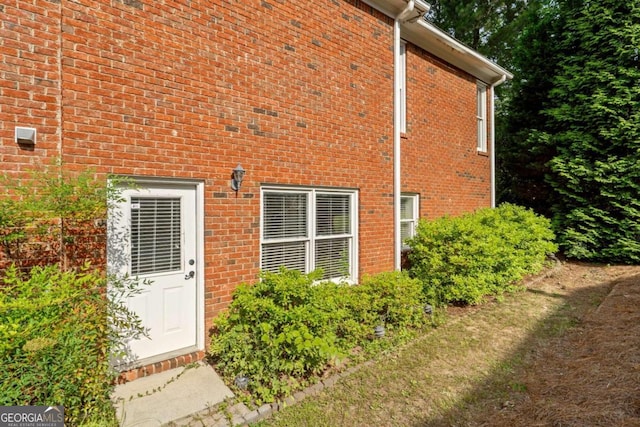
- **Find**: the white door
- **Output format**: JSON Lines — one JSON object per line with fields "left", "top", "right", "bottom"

{"left": 111, "top": 183, "right": 198, "bottom": 361}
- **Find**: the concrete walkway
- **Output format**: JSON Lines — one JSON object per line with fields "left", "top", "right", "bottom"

{"left": 112, "top": 362, "right": 234, "bottom": 426}
{"left": 112, "top": 358, "right": 362, "bottom": 426}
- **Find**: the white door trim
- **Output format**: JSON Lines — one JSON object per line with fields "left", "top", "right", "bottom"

{"left": 108, "top": 177, "right": 205, "bottom": 365}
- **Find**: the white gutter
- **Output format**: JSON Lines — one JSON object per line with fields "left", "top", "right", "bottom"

{"left": 490, "top": 74, "right": 507, "bottom": 207}
{"left": 414, "top": 19, "right": 512, "bottom": 85}
{"left": 361, "top": 0, "right": 513, "bottom": 84}
{"left": 394, "top": 1, "right": 415, "bottom": 271}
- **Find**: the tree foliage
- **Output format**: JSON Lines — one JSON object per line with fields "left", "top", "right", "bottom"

{"left": 428, "top": 0, "right": 531, "bottom": 67}
{"left": 502, "top": 0, "right": 640, "bottom": 262}
{"left": 542, "top": 0, "right": 640, "bottom": 262}
{"left": 497, "top": 0, "right": 564, "bottom": 215}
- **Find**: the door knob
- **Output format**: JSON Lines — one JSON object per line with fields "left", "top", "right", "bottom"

{"left": 185, "top": 270, "right": 195, "bottom": 280}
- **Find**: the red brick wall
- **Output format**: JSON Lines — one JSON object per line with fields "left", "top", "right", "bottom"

{"left": 2, "top": 0, "right": 491, "bottom": 335}
{"left": 0, "top": 2, "right": 62, "bottom": 174}
{"left": 402, "top": 44, "right": 492, "bottom": 219}
{"left": 26, "top": 0, "right": 395, "bottom": 322}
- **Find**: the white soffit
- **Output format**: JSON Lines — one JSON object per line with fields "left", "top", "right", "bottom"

{"left": 363, "top": 0, "right": 513, "bottom": 85}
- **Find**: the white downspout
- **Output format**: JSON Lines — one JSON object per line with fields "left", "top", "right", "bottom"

{"left": 394, "top": 1, "right": 414, "bottom": 270}
{"left": 490, "top": 74, "right": 507, "bottom": 208}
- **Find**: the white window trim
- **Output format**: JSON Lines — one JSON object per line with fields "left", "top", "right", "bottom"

{"left": 400, "top": 193, "right": 419, "bottom": 249}
{"left": 477, "top": 81, "right": 488, "bottom": 152}
{"left": 399, "top": 41, "right": 407, "bottom": 133}
{"left": 260, "top": 186, "right": 359, "bottom": 283}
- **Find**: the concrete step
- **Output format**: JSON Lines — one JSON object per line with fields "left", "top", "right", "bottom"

{"left": 112, "top": 362, "right": 234, "bottom": 426}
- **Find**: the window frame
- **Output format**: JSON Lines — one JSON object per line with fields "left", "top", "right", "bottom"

{"left": 400, "top": 193, "right": 419, "bottom": 249}
{"left": 130, "top": 195, "right": 183, "bottom": 276}
{"left": 399, "top": 41, "right": 407, "bottom": 133}
{"left": 477, "top": 81, "right": 488, "bottom": 152}
{"left": 260, "top": 186, "right": 359, "bottom": 283}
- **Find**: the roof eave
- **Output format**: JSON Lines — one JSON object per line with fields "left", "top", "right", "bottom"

{"left": 363, "top": 0, "right": 513, "bottom": 85}
{"left": 408, "top": 19, "right": 513, "bottom": 85}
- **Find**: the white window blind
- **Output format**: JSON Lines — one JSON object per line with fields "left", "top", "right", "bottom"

{"left": 261, "top": 188, "right": 357, "bottom": 281}
{"left": 261, "top": 241, "right": 307, "bottom": 273}
{"left": 400, "top": 194, "right": 419, "bottom": 246}
{"left": 263, "top": 192, "right": 308, "bottom": 239}
{"left": 130, "top": 197, "right": 182, "bottom": 275}
{"left": 316, "top": 194, "right": 350, "bottom": 236}
{"left": 315, "top": 238, "right": 349, "bottom": 279}
{"left": 315, "top": 193, "right": 351, "bottom": 280}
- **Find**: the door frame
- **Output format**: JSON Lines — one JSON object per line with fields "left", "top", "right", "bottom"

{"left": 108, "top": 176, "right": 206, "bottom": 365}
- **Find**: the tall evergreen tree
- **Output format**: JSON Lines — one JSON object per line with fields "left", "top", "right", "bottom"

{"left": 541, "top": 0, "right": 640, "bottom": 262}
{"left": 428, "top": 0, "right": 530, "bottom": 67}
{"left": 498, "top": 0, "right": 563, "bottom": 216}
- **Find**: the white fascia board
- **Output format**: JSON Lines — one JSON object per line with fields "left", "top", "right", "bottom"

{"left": 410, "top": 19, "right": 513, "bottom": 84}
{"left": 361, "top": 0, "right": 513, "bottom": 85}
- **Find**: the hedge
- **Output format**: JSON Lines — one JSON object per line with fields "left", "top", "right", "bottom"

{"left": 407, "top": 203, "right": 557, "bottom": 306}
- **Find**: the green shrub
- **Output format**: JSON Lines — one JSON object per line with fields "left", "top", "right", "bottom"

{"left": 1, "top": 163, "right": 115, "bottom": 271}
{"left": 210, "top": 269, "right": 346, "bottom": 402}
{"left": 407, "top": 203, "right": 557, "bottom": 306}
{"left": 353, "top": 272, "right": 425, "bottom": 330}
{"left": 0, "top": 264, "right": 144, "bottom": 426}
{"left": 209, "top": 269, "right": 430, "bottom": 403}
{"left": 0, "top": 165, "right": 143, "bottom": 426}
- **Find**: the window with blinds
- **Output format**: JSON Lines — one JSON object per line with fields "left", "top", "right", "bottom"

{"left": 315, "top": 193, "right": 351, "bottom": 279}
{"left": 261, "top": 188, "right": 356, "bottom": 281}
{"left": 477, "top": 82, "right": 487, "bottom": 152}
{"left": 261, "top": 192, "right": 308, "bottom": 273}
{"left": 130, "top": 197, "right": 182, "bottom": 275}
{"left": 315, "top": 238, "right": 349, "bottom": 279}
{"left": 263, "top": 192, "right": 308, "bottom": 240}
{"left": 400, "top": 194, "right": 419, "bottom": 246}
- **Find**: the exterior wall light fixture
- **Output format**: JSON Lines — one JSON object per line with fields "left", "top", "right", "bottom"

{"left": 231, "top": 164, "right": 246, "bottom": 192}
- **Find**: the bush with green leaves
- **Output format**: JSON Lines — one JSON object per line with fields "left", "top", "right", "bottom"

{"left": 407, "top": 203, "right": 557, "bottom": 306}
{"left": 209, "top": 268, "right": 429, "bottom": 403}
{"left": 1, "top": 162, "right": 113, "bottom": 272}
{"left": 0, "top": 265, "right": 144, "bottom": 426}
{"left": 352, "top": 272, "right": 425, "bottom": 330}
{"left": 210, "top": 269, "right": 344, "bottom": 402}
{"left": 0, "top": 164, "right": 144, "bottom": 426}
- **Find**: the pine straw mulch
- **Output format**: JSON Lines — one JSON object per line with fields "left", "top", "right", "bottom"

{"left": 466, "top": 261, "right": 640, "bottom": 427}
{"left": 261, "top": 261, "right": 640, "bottom": 427}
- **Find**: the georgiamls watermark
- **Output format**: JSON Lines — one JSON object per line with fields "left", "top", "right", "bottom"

{"left": 0, "top": 407, "right": 64, "bottom": 427}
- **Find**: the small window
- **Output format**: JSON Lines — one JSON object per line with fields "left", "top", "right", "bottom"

{"left": 477, "top": 82, "right": 487, "bottom": 152}
{"left": 400, "top": 42, "right": 407, "bottom": 133}
{"left": 261, "top": 187, "right": 357, "bottom": 282}
{"left": 400, "top": 194, "right": 419, "bottom": 247}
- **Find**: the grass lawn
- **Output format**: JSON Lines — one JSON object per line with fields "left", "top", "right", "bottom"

{"left": 256, "top": 261, "right": 640, "bottom": 426}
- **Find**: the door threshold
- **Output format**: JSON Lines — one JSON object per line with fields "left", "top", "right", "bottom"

{"left": 116, "top": 349, "right": 205, "bottom": 383}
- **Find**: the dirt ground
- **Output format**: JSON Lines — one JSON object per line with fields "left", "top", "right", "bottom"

{"left": 260, "top": 261, "right": 640, "bottom": 427}
{"left": 471, "top": 261, "right": 640, "bottom": 426}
